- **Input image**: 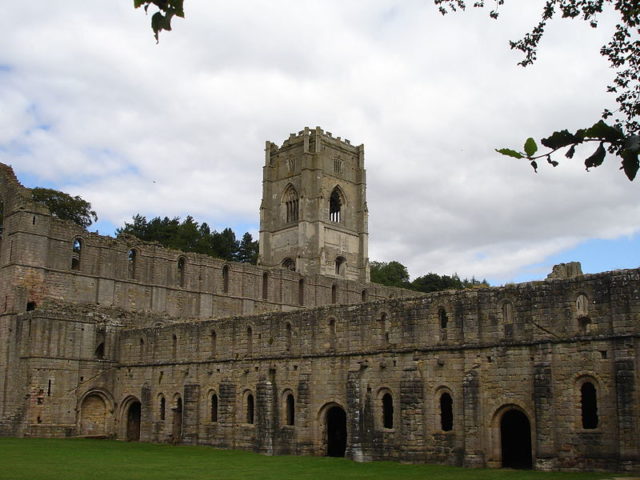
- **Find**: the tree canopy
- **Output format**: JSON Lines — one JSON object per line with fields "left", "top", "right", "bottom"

{"left": 31, "top": 187, "right": 98, "bottom": 228}
{"left": 437, "top": 0, "right": 639, "bottom": 180}
{"left": 117, "top": 214, "right": 259, "bottom": 264}
{"left": 370, "top": 260, "right": 489, "bottom": 293}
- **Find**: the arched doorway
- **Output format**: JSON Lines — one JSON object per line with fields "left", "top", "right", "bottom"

{"left": 500, "top": 409, "right": 532, "bottom": 469}
{"left": 325, "top": 405, "right": 347, "bottom": 457}
{"left": 125, "top": 400, "right": 141, "bottom": 441}
{"left": 172, "top": 396, "right": 183, "bottom": 443}
{"left": 79, "top": 393, "right": 108, "bottom": 436}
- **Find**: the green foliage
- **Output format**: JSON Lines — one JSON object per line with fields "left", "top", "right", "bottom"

{"left": 0, "top": 438, "right": 611, "bottom": 480}
{"left": 496, "top": 121, "right": 640, "bottom": 180}
{"left": 370, "top": 260, "right": 489, "bottom": 292}
{"left": 31, "top": 187, "right": 98, "bottom": 228}
{"left": 116, "top": 214, "right": 258, "bottom": 264}
{"left": 437, "top": 0, "right": 640, "bottom": 180}
{"left": 370, "top": 261, "right": 410, "bottom": 288}
{"left": 134, "top": 0, "right": 184, "bottom": 42}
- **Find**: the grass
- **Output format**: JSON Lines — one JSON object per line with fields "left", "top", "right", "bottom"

{"left": 0, "top": 438, "right": 622, "bottom": 480}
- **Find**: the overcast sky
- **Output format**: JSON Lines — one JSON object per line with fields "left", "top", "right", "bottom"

{"left": 1, "top": 1, "right": 638, "bottom": 285}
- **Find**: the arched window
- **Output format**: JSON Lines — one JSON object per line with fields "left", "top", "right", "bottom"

{"left": 382, "top": 392, "right": 394, "bottom": 429}
{"left": 139, "top": 338, "right": 145, "bottom": 358}
{"left": 246, "top": 393, "right": 255, "bottom": 424}
{"left": 581, "top": 382, "right": 598, "bottom": 429}
{"left": 284, "top": 185, "right": 299, "bottom": 223}
{"left": 71, "top": 237, "right": 82, "bottom": 270}
{"left": 262, "top": 272, "right": 269, "bottom": 300}
{"left": 172, "top": 334, "right": 178, "bottom": 359}
{"left": 576, "top": 294, "right": 589, "bottom": 316}
{"left": 329, "top": 187, "right": 343, "bottom": 222}
{"left": 177, "top": 257, "right": 186, "bottom": 287}
{"left": 440, "top": 392, "right": 453, "bottom": 431}
{"left": 298, "top": 279, "right": 304, "bottom": 306}
{"left": 335, "top": 256, "right": 346, "bottom": 276}
{"left": 331, "top": 284, "right": 337, "bottom": 304}
{"left": 285, "top": 392, "right": 295, "bottom": 426}
{"left": 94, "top": 342, "right": 105, "bottom": 359}
{"left": 159, "top": 395, "right": 166, "bottom": 421}
{"left": 211, "top": 393, "right": 218, "bottom": 422}
{"left": 285, "top": 323, "right": 292, "bottom": 352}
{"left": 282, "top": 257, "right": 296, "bottom": 271}
{"left": 222, "top": 265, "right": 230, "bottom": 293}
{"left": 128, "top": 249, "right": 137, "bottom": 279}
{"left": 439, "top": 308, "right": 448, "bottom": 329}
{"left": 328, "top": 318, "right": 337, "bottom": 350}
{"left": 361, "top": 289, "right": 368, "bottom": 302}
{"left": 247, "top": 326, "right": 253, "bottom": 355}
{"left": 210, "top": 330, "right": 217, "bottom": 357}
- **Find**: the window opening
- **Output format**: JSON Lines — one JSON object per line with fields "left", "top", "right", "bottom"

{"left": 222, "top": 265, "right": 230, "bottom": 293}
{"left": 581, "top": 382, "right": 598, "bottom": 429}
{"left": 335, "top": 256, "right": 346, "bottom": 276}
{"left": 210, "top": 330, "right": 217, "bottom": 357}
{"left": 211, "top": 394, "right": 218, "bottom": 422}
{"left": 172, "top": 334, "right": 177, "bottom": 359}
{"left": 502, "top": 302, "right": 514, "bottom": 323}
{"left": 331, "top": 284, "right": 337, "bottom": 304}
{"left": 285, "top": 323, "right": 292, "bottom": 352}
{"left": 361, "top": 289, "right": 368, "bottom": 302}
{"left": 262, "top": 272, "right": 269, "bottom": 300}
{"left": 128, "top": 249, "right": 137, "bottom": 279}
{"left": 177, "top": 257, "right": 186, "bottom": 287}
{"left": 439, "top": 308, "right": 448, "bottom": 329}
{"left": 284, "top": 185, "right": 299, "bottom": 223}
{"left": 71, "top": 238, "right": 82, "bottom": 270}
{"left": 382, "top": 392, "right": 394, "bottom": 429}
{"left": 95, "top": 342, "right": 105, "bottom": 359}
{"left": 286, "top": 393, "right": 295, "bottom": 426}
{"left": 26, "top": 301, "right": 36, "bottom": 311}
{"left": 329, "top": 188, "right": 342, "bottom": 223}
{"left": 160, "top": 396, "right": 166, "bottom": 420}
{"left": 440, "top": 392, "right": 453, "bottom": 431}
{"left": 246, "top": 393, "right": 255, "bottom": 424}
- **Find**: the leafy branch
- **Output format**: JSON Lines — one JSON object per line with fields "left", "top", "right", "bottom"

{"left": 133, "top": 0, "right": 184, "bottom": 42}
{"left": 496, "top": 121, "right": 640, "bottom": 180}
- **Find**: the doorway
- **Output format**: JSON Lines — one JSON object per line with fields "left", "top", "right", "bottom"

{"left": 326, "top": 405, "right": 347, "bottom": 457}
{"left": 500, "top": 409, "right": 532, "bottom": 469}
{"left": 126, "top": 401, "right": 141, "bottom": 441}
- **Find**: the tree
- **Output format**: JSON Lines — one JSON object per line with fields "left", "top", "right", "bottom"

{"left": 410, "top": 272, "right": 489, "bottom": 293}
{"left": 370, "top": 261, "right": 411, "bottom": 288}
{"left": 236, "top": 232, "right": 259, "bottom": 264}
{"left": 436, "top": 0, "right": 639, "bottom": 180}
{"left": 134, "top": 0, "right": 184, "bottom": 42}
{"left": 31, "top": 187, "right": 98, "bottom": 228}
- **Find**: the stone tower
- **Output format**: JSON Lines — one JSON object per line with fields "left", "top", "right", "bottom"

{"left": 259, "top": 127, "right": 369, "bottom": 282}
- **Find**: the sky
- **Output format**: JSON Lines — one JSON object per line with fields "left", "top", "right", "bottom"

{"left": 0, "top": 1, "right": 638, "bottom": 285}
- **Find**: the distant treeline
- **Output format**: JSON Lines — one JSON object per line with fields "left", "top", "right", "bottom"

{"left": 370, "top": 261, "right": 489, "bottom": 292}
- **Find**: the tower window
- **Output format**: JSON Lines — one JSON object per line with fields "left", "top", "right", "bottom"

{"left": 71, "top": 237, "right": 82, "bottom": 270}
{"left": 335, "top": 256, "right": 346, "bottom": 276}
{"left": 329, "top": 187, "right": 343, "bottom": 223}
{"left": 284, "top": 185, "right": 299, "bottom": 223}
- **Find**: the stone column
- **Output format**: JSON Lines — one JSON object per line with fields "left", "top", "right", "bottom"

{"left": 399, "top": 365, "right": 425, "bottom": 463}
{"left": 256, "top": 375, "right": 276, "bottom": 455}
{"left": 462, "top": 369, "right": 484, "bottom": 467}
{"left": 182, "top": 383, "right": 200, "bottom": 445}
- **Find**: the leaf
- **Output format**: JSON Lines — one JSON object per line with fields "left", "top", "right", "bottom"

{"left": 524, "top": 137, "right": 538, "bottom": 156}
{"left": 584, "top": 143, "right": 606, "bottom": 170}
{"left": 565, "top": 144, "right": 576, "bottom": 159}
{"left": 530, "top": 160, "right": 538, "bottom": 172}
{"left": 496, "top": 148, "right": 524, "bottom": 159}
{"left": 541, "top": 130, "right": 580, "bottom": 150}
{"left": 585, "top": 120, "right": 624, "bottom": 143}
{"left": 621, "top": 149, "right": 639, "bottom": 181}
{"left": 133, "top": 0, "right": 146, "bottom": 8}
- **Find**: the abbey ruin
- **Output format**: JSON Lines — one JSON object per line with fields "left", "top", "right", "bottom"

{"left": 0, "top": 127, "right": 638, "bottom": 472}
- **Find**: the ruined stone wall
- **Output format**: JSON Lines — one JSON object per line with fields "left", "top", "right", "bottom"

{"left": 7, "top": 269, "right": 637, "bottom": 472}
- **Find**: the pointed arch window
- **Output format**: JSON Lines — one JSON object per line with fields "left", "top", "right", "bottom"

{"left": 329, "top": 187, "right": 343, "bottom": 223}
{"left": 246, "top": 393, "right": 255, "bottom": 424}
{"left": 284, "top": 185, "right": 299, "bottom": 223}
{"left": 211, "top": 393, "right": 219, "bottom": 422}
{"left": 71, "top": 237, "right": 82, "bottom": 270}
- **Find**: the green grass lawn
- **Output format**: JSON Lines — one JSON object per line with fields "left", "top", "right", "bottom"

{"left": 0, "top": 438, "right": 623, "bottom": 480}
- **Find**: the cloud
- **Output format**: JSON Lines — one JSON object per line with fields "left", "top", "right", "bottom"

{"left": 0, "top": 0, "right": 636, "bottom": 286}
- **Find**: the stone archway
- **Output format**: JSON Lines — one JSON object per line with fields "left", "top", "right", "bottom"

{"left": 125, "top": 399, "right": 142, "bottom": 442}
{"left": 172, "top": 395, "right": 183, "bottom": 443}
{"left": 500, "top": 409, "right": 532, "bottom": 469}
{"left": 325, "top": 405, "right": 347, "bottom": 457}
{"left": 79, "top": 393, "right": 108, "bottom": 436}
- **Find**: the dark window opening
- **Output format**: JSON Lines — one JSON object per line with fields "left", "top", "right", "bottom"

{"left": 128, "top": 249, "right": 137, "bottom": 279}
{"left": 47, "top": 379, "right": 52, "bottom": 396}
{"left": 439, "top": 308, "right": 448, "bottom": 329}
{"left": 95, "top": 342, "right": 105, "bottom": 359}
{"left": 262, "top": 272, "right": 268, "bottom": 300}
{"left": 382, "top": 393, "right": 394, "bottom": 429}
{"left": 326, "top": 406, "right": 347, "bottom": 457}
{"left": 211, "top": 394, "right": 218, "bottom": 422}
{"left": 298, "top": 279, "right": 304, "bottom": 306}
{"left": 126, "top": 401, "right": 142, "bottom": 441}
{"left": 71, "top": 238, "right": 82, "bottom": 270}
{"left": 222, "top": 265, "right": 230, "bottom": 293}
{"left": 329, "top": 188, "right": 343, "bottom": 223}
{"left": 581, "top": 382, "right": 598, "bottom": 429}
{"left": 361, "top": 289, "right": 368, "bottom": 302}
{"left": 331, "top": 284, "right": 337, "bottom": 304}
{"left": 210, "top": 330, "right": 217, "bottom": 357}
{"left": 335, "top": 256, "right": 346, "bottom": 276}
{"left": 160, "top": 396, "right": 166, "bottom": 420}
{"left": 173, "top": 397, "right": 183, "bottom": 441}
{"left": 440, "top": 392, "right": 453, "bottom": 431}
{"left": 139, "top": 338, "right": 145, "bottom": 358}
{"left": 286, "top": 393, "right": 295, "bottom": 426}
{"left": 246, "top": 394, "right": 255, "bottom": 424}
{"left": 500, "top": 409, "right": 532, "bottom": 469}
{"left": 578, "top": 316, "right": 592, "bottom": 333}
{"left": 282, "top": 258, "right": 295, "bottom": 271}
{"left": 284, "top": 186, "right": 299, "bottom": 223}
{"left": 285, "top": 323, "right": 292, "bottom": 352}
{"left": 177, "top": 257, "right": 186, "bottom": 287}
{"left": 26, "top": 301, "right": 36, "bottom": 311}
{"left": 172, "top": 334, "right": 177, "bottom": 359}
